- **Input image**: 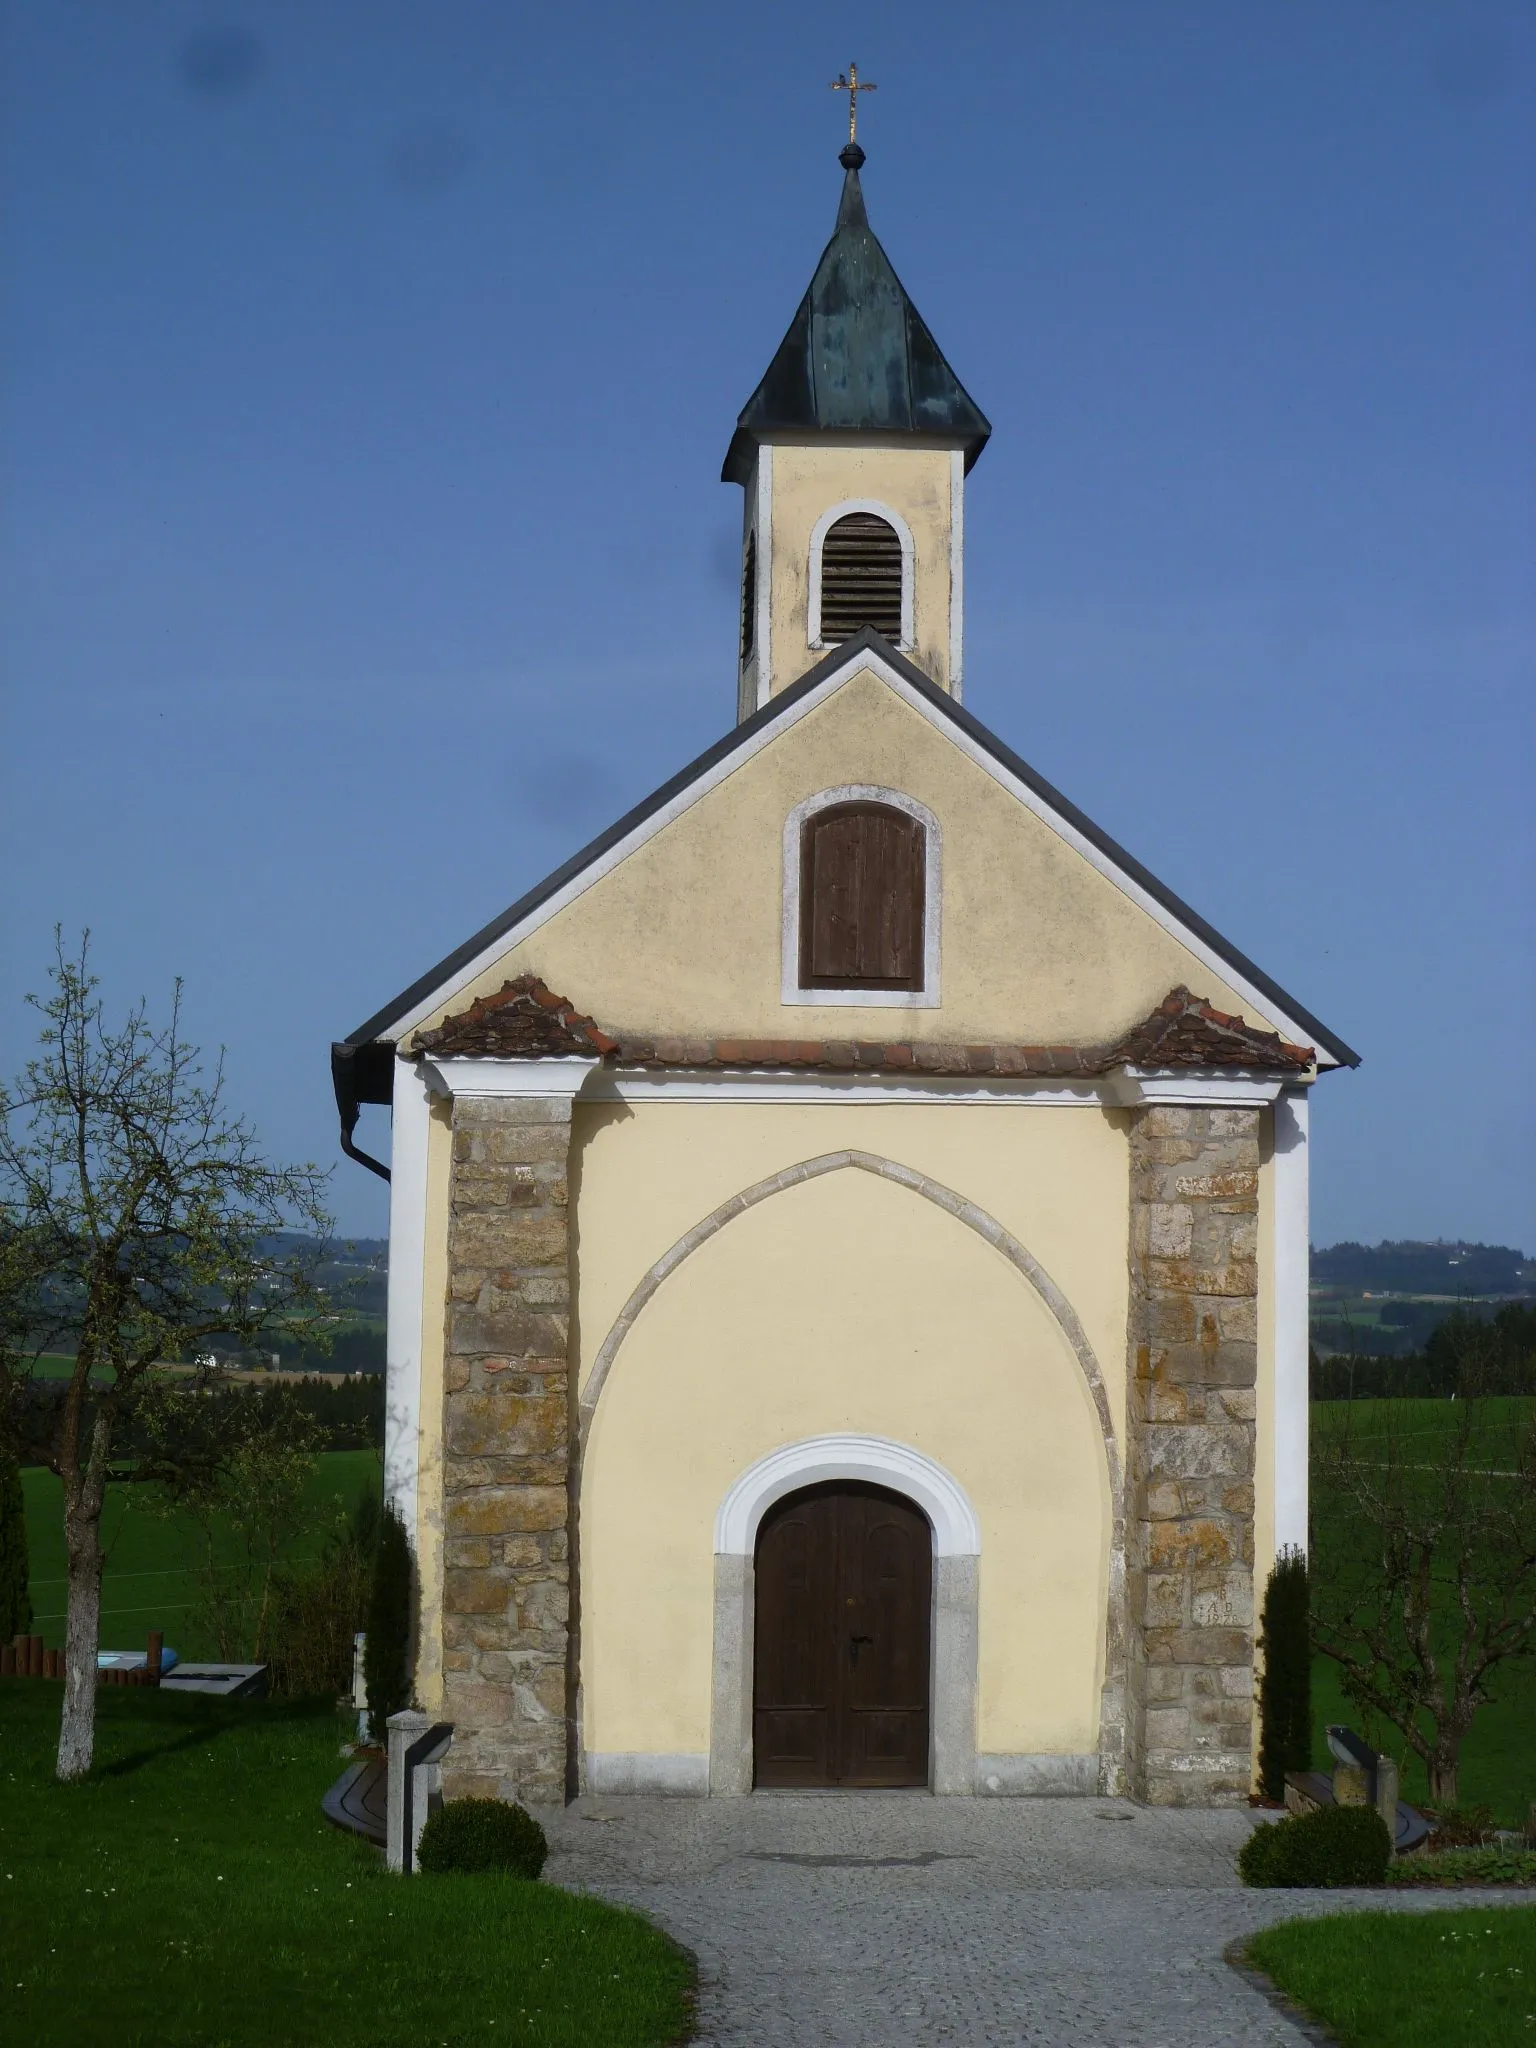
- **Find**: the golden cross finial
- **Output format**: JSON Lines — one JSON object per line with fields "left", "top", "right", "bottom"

{"left": 830, "top": 62, "right": 877, "bottom": 144}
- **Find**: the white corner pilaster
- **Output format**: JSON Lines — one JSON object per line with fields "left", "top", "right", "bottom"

{"left": 755, "top": 447, "right": 773, "bottom": 708}
{"left": 384, "top": 1059, "right": 435, "bottom": 1542}
{"left": 1273, "top": 1085, "right": 1310, "bottom": 1555}
{"left": 949, "top": 449, "right": 965, "bottom": 700}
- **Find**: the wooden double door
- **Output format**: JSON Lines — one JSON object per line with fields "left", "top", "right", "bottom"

{"left": 753, "top": 1482, "right": 932, "bottom": 1789}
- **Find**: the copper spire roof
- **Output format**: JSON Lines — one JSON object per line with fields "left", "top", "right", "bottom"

{"left": 721, "top": 147, "right": 991, "bottom": 486}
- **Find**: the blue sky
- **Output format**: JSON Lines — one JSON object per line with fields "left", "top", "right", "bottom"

{"left": 2, "top": 1, "right": 1532, "bottom": 1245}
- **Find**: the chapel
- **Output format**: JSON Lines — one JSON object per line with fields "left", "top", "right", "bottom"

{"left": 331, "top": 133, "right": 1356, "bottom": 1810}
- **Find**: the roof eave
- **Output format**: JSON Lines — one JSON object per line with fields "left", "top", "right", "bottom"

{"left": 721, "top": 421, "right": 991, "bottom": 488}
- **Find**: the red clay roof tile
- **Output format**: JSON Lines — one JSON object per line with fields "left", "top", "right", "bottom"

{"left": 408, "top": 981, "right": 1312, "bottom": 1078}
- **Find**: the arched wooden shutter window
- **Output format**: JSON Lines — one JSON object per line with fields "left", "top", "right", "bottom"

{"left": 740, "top": 534, "right": 757, "bottom": 662}
{"left": 800, "top": 802, "right": 925, "bottom": 991}
{"left": 819, "top": 513, "right": 903, "bottom": 644}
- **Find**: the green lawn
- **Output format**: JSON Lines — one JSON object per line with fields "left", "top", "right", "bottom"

{"left": 1247, "top": 1907, "right": 1536, "bottom": 2048}
{"left": 1308, "top": 1396, "right": 1536, "bottom": 1829}
{"left": 0, "top": 1681, "right": 695, "bottom": 2048}
{"left": 1308, "top": 1652, "right": 1536, "bottom": 1829}
{"left": 21, "top": 1450, "right": 382, "bottom": 1661}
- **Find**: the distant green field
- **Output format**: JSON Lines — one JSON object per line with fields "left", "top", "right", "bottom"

{"left": 31, "top": 1351, "right": 106, "bottom": 1380}
{"left": 1313, "top": 1395, "right": 1533, "bottom": 1461}
{"left": 20, "top": 1449, "right": 381, "bottom": 1660}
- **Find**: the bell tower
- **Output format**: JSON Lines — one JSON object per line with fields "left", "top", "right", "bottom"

{"left": 723, "top": 137, "right": 990, "bottom": 718}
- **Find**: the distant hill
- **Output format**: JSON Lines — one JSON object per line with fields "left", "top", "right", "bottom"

{"left": 1312, "top": 1240, "right": 1534, "bottom": 1298}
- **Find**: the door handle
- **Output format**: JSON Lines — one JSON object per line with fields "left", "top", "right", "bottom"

{"left": 849, "top": 1634, "right": 873, "bottom": 1664}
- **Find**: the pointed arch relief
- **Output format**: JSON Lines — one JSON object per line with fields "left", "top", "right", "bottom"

{"left": 580, "top": 1150, "right": 1119, "bottom": 1489}
{"left": 578, "top": 1148, "right": 1128, "bottom": 1795}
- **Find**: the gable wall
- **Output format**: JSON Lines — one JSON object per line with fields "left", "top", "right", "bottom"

{"left": 407, "top": 669, "right": 1283, "bottom": 1050}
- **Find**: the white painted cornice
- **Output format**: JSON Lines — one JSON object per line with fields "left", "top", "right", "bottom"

{"left": 582, "top": 1068, "right": 1103, "bottom": 1106}
{"left": 421, "top": 1055, "right": 599, "bottom": 1099}
{"left": 1101, "top": 1068, "right": 1296, "bottom": 1108}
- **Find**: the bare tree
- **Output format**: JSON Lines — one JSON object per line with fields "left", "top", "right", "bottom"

{"left": 1310, "top": 1324, "right": 1536, "bottom": 1804}
{"left": 0, "top": 935, "right": 331, "bottom": 1779}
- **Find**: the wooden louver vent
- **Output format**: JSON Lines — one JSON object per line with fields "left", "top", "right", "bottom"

{"left": 740, "top": 533, "right": 757, "bottom": 662}
{"left": 819, "top": 513, "right": 903, "bottom": 644}
{"left": 800, "top": 802, "right": 925, "bottom": 991}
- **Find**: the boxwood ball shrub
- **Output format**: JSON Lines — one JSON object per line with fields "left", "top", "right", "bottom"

{"left": 416, "top": 1797, "right": 548, "bottom": 1879}
{"left": 1239, "top": 1804, "right": 1392, "bottom": 1889}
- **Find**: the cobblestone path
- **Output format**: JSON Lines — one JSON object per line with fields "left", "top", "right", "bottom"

{"left": 544, "top": 1792, "right": 1512, "bottom": 2045}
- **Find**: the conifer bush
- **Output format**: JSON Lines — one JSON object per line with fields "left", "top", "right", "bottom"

{"left": 416, "top": 1797, "right": 548, "bottom": 1879}
{"left": 0, "top": 1449, "right": 31, "bottom": 1638}
{"left": 363, "top": 1502, "right": 414, "bottom": 1735}
{"left": 266, "top": 1486, "right": 379, "bottom": 1699}
{"left": 1257, "top": 1547, "right": 1311, "bottom": 1801}
{"left": 1239, "top": 1804, "right": 1392, "bottom": 1888}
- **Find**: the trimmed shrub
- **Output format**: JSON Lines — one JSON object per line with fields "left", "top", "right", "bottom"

{"left": 417, "top": 1797, "right": 548, "bottom": 1879}
{"left": 363, "top": 1502, "right": 414, "bottom": 1733}
{"left": 1256, "top": 1547, "right": 1311, "bottom": 1801}
{"left": 0, "top": 1450, "right": 31, "bottom": 1639}
{"left": 1239, "top": 1804, "right": 1392, "bottom": 1889}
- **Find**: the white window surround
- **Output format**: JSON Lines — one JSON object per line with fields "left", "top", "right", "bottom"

{"left": 807, "top": 498, "right": 915, "bottom": 651}
{"left": 714, "top": 1434, "right": 980, "bottom": 1558}
{"left": 781, "top": 784, "right": 942, "bottom": 1009}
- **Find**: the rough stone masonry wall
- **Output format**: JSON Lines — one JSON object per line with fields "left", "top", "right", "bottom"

{"left": 1125, "top": 1104, "right": 1260, "bottom": 1806}
{"left": 439, "top": 1094, "right": 573, "bottom": 1807}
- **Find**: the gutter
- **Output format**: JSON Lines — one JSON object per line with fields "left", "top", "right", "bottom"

{"left": 329, "top": 1040, "right": 397, "bottom": 1183}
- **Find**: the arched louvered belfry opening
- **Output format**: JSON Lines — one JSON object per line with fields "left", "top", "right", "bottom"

{"left": 818, "top": 512, "right": 903, "bottom": 645}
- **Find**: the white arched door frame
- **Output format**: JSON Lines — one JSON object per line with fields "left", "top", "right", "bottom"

{"left": 710, "top": 1434, "right": 980, "bottom": 1796}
